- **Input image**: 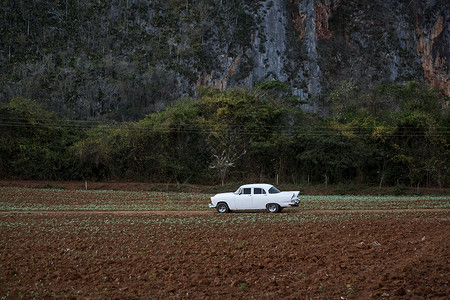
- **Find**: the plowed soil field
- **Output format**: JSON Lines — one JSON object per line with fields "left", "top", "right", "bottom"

{"left": 1, "top": 186, "right": 449, "bottom": 299}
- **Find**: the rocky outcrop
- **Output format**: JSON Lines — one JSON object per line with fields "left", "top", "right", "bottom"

{"left": 1, "top": 0, "right": 448, "bottom": 120}
{"left": 250, "top": 0, "right": 289, "bottom": 83}
{"left": 416, "top": 1, "right": 449, "bottom": 95}
{"left": 295, "top": 0, "right": 448, "bottom": 96}
{"left": 196, "top": 0, "right": 449, "bottom": 106}
{"left": 298, "top": 0, "right": 322, "bottom": 99}
{"left": 315, "top": 0, "right": 335, "bottom": 39}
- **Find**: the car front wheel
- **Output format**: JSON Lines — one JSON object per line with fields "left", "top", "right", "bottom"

{"left": 267, "top": 203, "right": 280, "bottom": 213}
{"left": 216, "top": 202, "right": 230, "bottom": 213}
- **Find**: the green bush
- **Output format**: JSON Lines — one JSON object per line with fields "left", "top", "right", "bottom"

{"left": 1, "top": 82, "right": 448, "bottom": 188}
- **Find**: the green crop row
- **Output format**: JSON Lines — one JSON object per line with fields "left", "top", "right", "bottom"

{"left": 1, "top": 187, "right": 449, "bottom": 212}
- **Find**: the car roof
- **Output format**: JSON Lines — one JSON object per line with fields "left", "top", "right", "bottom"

{"left": 239, "top": 183, "right": 274, "bottom": 190}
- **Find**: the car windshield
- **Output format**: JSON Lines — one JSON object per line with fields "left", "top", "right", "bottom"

{"left": 268, "top": 187, "right": 281, "bottom": 194}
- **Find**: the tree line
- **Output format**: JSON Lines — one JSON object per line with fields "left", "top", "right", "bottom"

{"left": 1, "top": 81, "right": 449, "bottom": 188}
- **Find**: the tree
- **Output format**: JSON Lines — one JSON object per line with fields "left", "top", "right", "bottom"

{"left": 0, "top": 97, "right": 79, "bottom": 179}
{"left": 71, "top": 125, "right": 114, "bottom": 181}
{"left": 327, "top": 81, "right": 450, "bottom": 187}
{"left": 210, "top": 150, "right": 246, "bottom": 186}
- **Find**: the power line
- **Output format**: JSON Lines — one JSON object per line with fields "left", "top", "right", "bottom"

{"left": 1, "top": 115, "right": 449, "bottom": 130}
{"left": 1, "top": 119, "right": 449, "bottom": 138}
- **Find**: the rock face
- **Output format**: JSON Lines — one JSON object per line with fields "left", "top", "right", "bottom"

{"left": 200, "top": 0, "right": 449, "bottom": 109}
{"left": 0, "top": 0, "right": 448, "bottom": 119}
{"left": 416, "top": 2, "right": 449, "bottom": 96}
{"left": 251, "top": 0, "right": 289, "bottom": 84}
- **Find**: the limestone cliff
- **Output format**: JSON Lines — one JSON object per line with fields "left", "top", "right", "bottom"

{"left": 415, "top": 1, "right": 449, "bottom": 95}
{"left": 0, "top": 0, "right": 448, "bottom": 119}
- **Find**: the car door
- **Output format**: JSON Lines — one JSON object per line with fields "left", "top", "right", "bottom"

{"left": 235, "top": 187, "right": 253, "bottom": 209}
{"left": 252, "top": 187, "right": 268, "bottom": 209}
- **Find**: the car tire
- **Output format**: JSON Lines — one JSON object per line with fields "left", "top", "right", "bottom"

{"left": 267, "top": 203, "right": 280, "bottom": 213}
{"left": 216, "top": 202, "right": 229, "bottom": 213}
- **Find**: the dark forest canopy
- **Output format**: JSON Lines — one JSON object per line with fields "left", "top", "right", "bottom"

{"left": 1, "top": 82, "right": 449, "bottom": 188}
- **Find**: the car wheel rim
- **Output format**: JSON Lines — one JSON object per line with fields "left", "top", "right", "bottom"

{"left": 268, "top": 204, "right": 277, "bottom": 213}
{"left": 218, "top": 205, "right": 226, "bottom": 213}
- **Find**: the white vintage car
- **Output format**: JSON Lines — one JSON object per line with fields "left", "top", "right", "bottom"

{"left": 209, "top": 183, "right": 300, "bottom": 213}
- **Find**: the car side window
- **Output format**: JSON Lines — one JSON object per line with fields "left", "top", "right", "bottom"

{"left": 243, "top": 188, "right": 251, "bottom": 194}
{"left": 268, "top": 187, "right": 281, "bottom": 194}
{"left": 254, "top": 188, "right": 265, "bottom": 194}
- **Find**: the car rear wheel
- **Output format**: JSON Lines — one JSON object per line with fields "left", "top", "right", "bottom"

{"left": 216, "top": 202, "right": 229, "bottom": 213}
{"left": 267, "top": 203, "right": 280, "bottom": 213}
